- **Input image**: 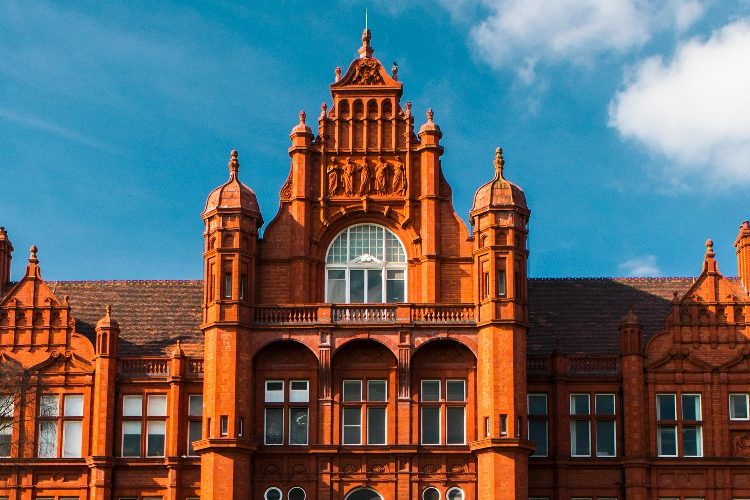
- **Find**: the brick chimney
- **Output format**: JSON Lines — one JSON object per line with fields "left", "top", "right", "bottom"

{"left": 0, "top": 227, "right": 13, "bottom": 292}
{"left": 735, "top": 220, "right": 750, "bottom": 292}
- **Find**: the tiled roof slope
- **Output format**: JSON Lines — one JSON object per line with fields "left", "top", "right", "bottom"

{"left": 34, "top": 277, "right": 739, "bottom": 357}
{"left": 47, "top": 280, "right": 203, "bottom": 356}
{"left": 527, "top": 277, "right": 697, "bottom": 355}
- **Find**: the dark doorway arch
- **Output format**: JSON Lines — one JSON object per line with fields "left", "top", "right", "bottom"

{"left": 344, "top": 487, "right": 383, "bottom": 500}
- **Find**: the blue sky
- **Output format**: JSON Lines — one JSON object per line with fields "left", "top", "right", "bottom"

{"left": 2, "top": 0, "right": 750, "bottom": 280}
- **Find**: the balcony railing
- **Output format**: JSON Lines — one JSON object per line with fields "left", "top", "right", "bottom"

{"left": 253, "top": 303, "right": 476, "bottom": 326}
{"left": 119, "top": 358, "right": 169, "bottom": 377}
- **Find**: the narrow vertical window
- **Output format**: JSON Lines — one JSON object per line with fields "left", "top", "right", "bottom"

{"left": 595, "top": 394, "right": 616, "bottom": 457}
{"left": 223, "top": 272, "right": 232, "bottom": 299}
{"left": 238, "top": 417, "right": 244, "bottom": 437}
{"left": 482, "top": 272, "right": 490, "bottom": 299}
{"left": 500, "top": 414, "right": 508, "bottom": 436}
{"left": 219, "top": 416, "right": 228, "bottom": 437}
{"left": 62, "top": 394, "right": 83, "bottom": 458}
{"left": 289, "top": 408, "right": 308, "bottom": 445}
{"left": 656, "top": 393, "right": 677, "bottom": 457}
{"left": 496, "top": 269, "right": 507, "bottom": 297}
{"left": 528, "top": 394, "right": 548, "bottom": 457}
{"left": 146, "top": 395, "right": 167, "bottom": 457}
{"left": 484, "top": 416, "right": 491, "bottom": 437}
{"left": 0, "top": 395, "right": 13, "bottom": 457}
{"left": 38, "top": 394, "right": 59, "bottom": 458}
{"left": 264, "top": 408, "right": 283, "bottom": 445}
{"left": 682, "top": 394, "right": 702, "bottom": 457}
{"left": 239, "top": 273, "right": 247, "bottom": 300}
{"left": 187, "top": 395, "right": 203, "bottom": 456}
{"left": 570, "top": 394, "right": 591, "bottom": 456}
{"left": 342, "top": 407, "right": 362, "bottom": 445}
{"left": 121, "top": 395, "right": 142, "bottom": 457}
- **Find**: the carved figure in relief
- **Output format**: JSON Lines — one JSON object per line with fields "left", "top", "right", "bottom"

{"left": 327, "top": 160, "right": 340, "bottom": 195}
{"left": 392, "top": 159, "right": 407, "bottom": 196}
{"left": 343, "top": 157, "right": 356, "bottom": 196}
{"left": 375, "top": 156, "right": 389, "bottom": 194}
{"left": 358, "top": 158, "right": 372, "bottom": 196}
{"left": 352, "top": 59, "right": 384, "bottom": 85}
{"left": 734, "top": 433, "right": 750, "bottom": 457}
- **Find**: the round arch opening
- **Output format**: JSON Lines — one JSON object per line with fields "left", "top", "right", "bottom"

{"left": 325, "top": 223, "right": 407, "bottom": 304}
{"left": 344, "top": 487, "right": 383, "bottom": 500}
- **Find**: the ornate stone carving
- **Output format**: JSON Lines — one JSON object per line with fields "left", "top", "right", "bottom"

{"left": 280, "top": 172, "right": 293, "bottom": 201}
{"left": 734, "top": 433, "right": 750, "bottom": 457}
{"left": 327, "top": 160, "right": 341, "bottom": 195}
{"left": 392, "top": 159, "right": 407, "bottom": 196}
{"left": 343, "top": 157, "right": 356, "bottom": 197}
{"left": 351, "top": 59, "right": 384, "bottom": 85}
{"left": 326, "top": 156, "right": 406, "bottom": 198}
{"left": 358, "top": 158, "right": 372, "bottom": 196}
{"left": 422, "top": 463, "right": 440, "bottom": 475}
{"left": 374, "top": 156, "right": 389, "bottom": 195}
{"left": 368, "top": 463, "right": 386, "bottom": 474}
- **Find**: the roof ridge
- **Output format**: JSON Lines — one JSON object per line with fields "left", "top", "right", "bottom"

{"left": 47, "top": 279, "right": 203, "bottom": 284}
{"left": 529, "top": 276, "right": 700, "bottom": 281}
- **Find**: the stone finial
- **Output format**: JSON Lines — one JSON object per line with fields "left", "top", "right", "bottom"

{"left": 29, "top": 245, "right": 38, "bottom": 264}
{"left": 494, "top": 147, "right": 505, "bottom": 176}
{"left": 96, "top": 303, "right": 119, "bottom": 330}
{"left": 391, "top": 61, "right": 398, "bottom": 80}
{"left": 335, "top": 66, "right": 341, "bottom": 82}
{"left": 620, "top": 304, "right": 640, "bottom": 327}
{"left": 105, "top": 304, "right": 111, "bottom": 316}
{"left": 359, "top": 27, "right": 374, "bottom": 58}
{"left": 299, "top": 110, "right": 306, "bottom": 124}
{"left": 405, "top": 101, "right": 412, "bottom": 118}
{"left": 706, "top": 239, "right": 715, "bottom": 258}
{"left": 228, "top": 150, "right": 240, "bottom": 177}
{"left": 426, "top": 108, "right": 434, "bottom": 122}
{"left": 319, "top": 103, "right": 327, "bottom": 120}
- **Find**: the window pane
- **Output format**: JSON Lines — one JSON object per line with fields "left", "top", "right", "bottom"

{"left": 447, "top": 380, "right": 466, "bottom": 402}
{"left": 350, "top": 269, "right": 365, "bottom": 302}
{"left": 657, "top": 394, "right": 676, "bottom": 420}
{"left": 188, "top": 420, "right": 201, "bottom": 455}
{"left": 0, "top": 418, "right": 11, "bottom": 457}
{"left": 343, "top": 380, "right": 362, "bottom": 402}
{"left": 265, "top": 488, "right": 282, "bottom": 500}
{"left": 496, "top": 269, "right": 507, "bottom": 296}
{"left": 327, "top": 269, "right": 346, "bottom": 302}
{"left": 528, "top": 420, "right": 548, "bottom": 456}
{"left": 682, "top": 394, "right": 701, "bottom": 421}
{"left": 288, "top": 487, "right": 306, "bottom": 500}
{"left": 730, "top": 394, "right": 749, "bottom": 419}
{"left": 188, "top": 395, "right": 203, "bottom": 417}
{"left": 447, "top": 407, "right": 465, "bottom": 444}
{"left": 147, "top": 420, "right": 166, "bottom": 456}
{"left": 447, "top": 489, "right": 464, "bottom": 500}
{"left": 570, "top": 420, "right": 590, "bottom": 456}
{"left": 595, "top": 394, "right": 615, "bottom": 415}
{"left": 122, "top": 421, "right": 141, "bottom": 457}
{"left": 327, "top": 232, "right": 348, "bottom": 263}
{"left": 64, "top": 395, "right": 83, "bottom": 417}
{"left": 385, "top": 231, "right": 405, "bottom": 262}
{"left": 62, "top": 421, "right": 82, "bottom": 457}
{"left": 147, "top": 395, "right": 167, "bottom": 416}
{"left": 683, "top": 425, "right": 702, "bottom": 456}
{"left": 421, "top": 381, "right": 440, "bottom": 401}
{"left": 123, "top": 395, "right": 143, "bottom": 417}
{"left": 40, "top": 395, "right": 59, "bottom": 417}
{"left": 385, "top": 271, "right": 405, "bottom": 303}
{"left": 657, "top": 425, "right": 677, "bottom": 456}
{"left": 38, "top": 420, "right": 57, "bottom": 457}
{"left": 596, "top": 420, "right": 616, "bottom": 457}
{"left": 421, "top": 407, "right": 440, "bottom": 444}
{"left": 367, "top": 269, "right": 383, "bottom": 303}
{"left": 342, "top": 407, "right": 362, "bottom": 445}
{"left": 368, "top": 380, "right": 387, "bottom": 402}
{"left": 265, "top": 408, "right": 283, "bottom": 445}
{"left": 528, "top": 394, "right": 547, "bottom": 415}
{"left": 0, "top": 395, "right": 12, "bottom": 417}
{"left": 570, "top": 394, "right": 590, "bottom": 415}
{"left": 367, "top": 407, "right": 386, "bottom": 445}
{"left": 290, "top": 381, "right": 309, "bottom": 403}
{"left": 265, "top": 381, "right": 284, "bottom": 403}
{"left": 289, "top": 408, "right": 308, "bottom": 445}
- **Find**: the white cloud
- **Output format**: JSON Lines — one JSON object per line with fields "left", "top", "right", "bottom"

{"left": 609, "top": 20, "right": 750, "bottom": 186}
{"left": 462, "top": 0, "right": 705, "bottom": 80}
{"left": 618, "top": 254, "right": 663, "bottom": 277}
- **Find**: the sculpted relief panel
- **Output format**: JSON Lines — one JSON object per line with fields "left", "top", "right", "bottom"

{"left": 327, "top": 156, "right": 407, "bottom": 198}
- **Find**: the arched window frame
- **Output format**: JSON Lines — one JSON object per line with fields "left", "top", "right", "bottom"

{"left": 344, "top": 487, "right": 384, "bottom": 500}
{"left": 446, "top": 487, "right": 465, "bottom": 500}
{"left": 325, "top": 224, "right": 407, "bottom": 304}
{"left": 422, "top": 486, "right": 441, "bottom": 500}
{"left": 264, "top": 487, "right": 283, "bottom": 500}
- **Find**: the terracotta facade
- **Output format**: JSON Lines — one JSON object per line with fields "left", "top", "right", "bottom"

{"left": 1, "top": 30, "right": 750, "bottom": 500}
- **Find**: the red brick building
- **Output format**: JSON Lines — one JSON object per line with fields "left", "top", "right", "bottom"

{"left": 2, "top": 30, "right": 750, "bottom": 500}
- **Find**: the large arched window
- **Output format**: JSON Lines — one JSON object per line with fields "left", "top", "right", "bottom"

{"left": 325, "top": 224, "right": 407, "bottom": 303}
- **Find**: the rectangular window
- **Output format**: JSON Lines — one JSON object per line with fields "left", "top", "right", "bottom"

{"left": 367, "top": 407, "right": 386, "bottom": 445}
{"left": 421, "top": 380, "right": 441, "bottom": 402}
{"left": 421, "top": 407, "right": 440, "bottom": 445}
{"left": 482, "top": 272, "right": 490, "bottom": 299}
{"left": 349, "top": 269, "right": 365, "bottom": 303}
{"left": 446, "top": 407, "right": 466, "bottom": 444}
{"left": 343, "top": 380, "right": 363, "bottom": 402}
{"left": 656, "top": 393, "right": 678, "bottom": 457}
{"left": 682, "top": 394, "right": 702, "bottom": 457}
{"left": 446, "top": 380, "right": 466, "bottom": 401}
{"left": 657, "top": 393, "right": 702, "bottom": 457}
{"left": 38, "top": 394, "right": 59, "bottom": 458}
{"left": 595, "top": 394, "right": 616, "bottom": 457}
{"left": 327, "top": 269, "right": 346, "bottom": 302}
{"left": 239, "top": 273, "right": 247, "bottom": 300}
{"left": 366, "top": 269, "right": 383, "bottom": 303}
{"left": 290, "top": 381, "right": 309, "bottom": 403}
{"left": 1, "top": 395, "right": 13, "bottom": 457}
{"left": 61, "top": 395, "right": 83, "bottom": 456}
{"left": 385, "top": 269, "right": 405, "bottom": 302}
{"left": 657, "top": 425, "right": 677, "bottom": 456}
{"left": 496, "top": 269, "right": 506, "bottom": 296}
{"left": 187, "top": 395, "right": 202, "bottom": 456}
{"left": 528, "top": 394, "right": 548, "bottom": 457}
{"left": 223, "top": 272, "right": 232, "bottom": 298}
{"left": 122, "top": 421, "right": 141, "bottom": 457}
{"left": 570, "top": 394, "right": 591, "bottom": 457}
{"left": 289, "top": 408, "right": 308, "bottom": 445}
{"left": 264, "top": 408, "right": 283, "bottom": 445}
{"left": 219, "top": 416, "right": 228, "bottom": 437}
{"left": 367, "top": 380, "right": 387, "bottom": 402}
{"left": 265, "top": 381, "right": 284, "bottom": 403}
{"left": 342, "top": 407, "right": 362, "bottom": 445}
{"left": 147, "top": 420, "right": 166, "bottom": 456}
{"left": 730, "top": 394, "right": 749, "bottom": 420}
